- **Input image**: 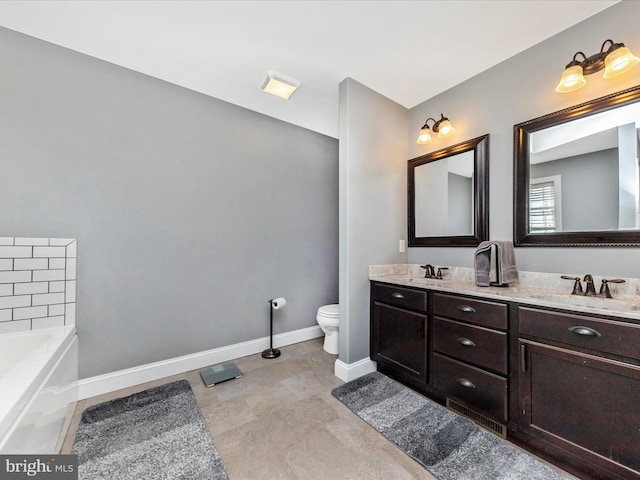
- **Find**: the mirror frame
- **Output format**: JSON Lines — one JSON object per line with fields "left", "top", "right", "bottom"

{"left": 514, "top": 85, "right": 640, "bottom": 247}
{"left": 408, "top": 134, "right": 489, "bottom": 247}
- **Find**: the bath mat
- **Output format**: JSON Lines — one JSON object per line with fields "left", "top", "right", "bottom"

{"left": 72, "top": 379, "right": 228, "bottom": 480}
{"left": 332, "top": 372, "right": 568, "bottom": 480}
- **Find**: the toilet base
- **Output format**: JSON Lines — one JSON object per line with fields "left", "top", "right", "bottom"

{"left": 317, "top": 304, "right": 340, "bottom": 355}
{"left": 322, "top": 333, "right": 339, "bottom": 355}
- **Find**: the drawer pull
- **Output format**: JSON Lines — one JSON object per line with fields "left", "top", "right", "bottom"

{"left": 457, "top": 378, "right": 476, "bottom": 389}
{"left": 391, "top": 293, "right": 405, "bottom": 299}
{"left": 457, "top": 337, "right": 476, "bottom": 347}
{"left": 568, "top": 325, "right": 602, "bottom": 337}
{"left": 457, "top": 305, "right": 476, "bottom": 313}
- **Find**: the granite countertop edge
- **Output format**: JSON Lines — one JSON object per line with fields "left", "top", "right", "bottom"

{"left": 369, "top": 269, "right": 640, "bottom": 322}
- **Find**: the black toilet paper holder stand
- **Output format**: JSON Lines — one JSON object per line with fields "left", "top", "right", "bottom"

{"left": 262, "top": 298, "right": 281, "bottom": 359}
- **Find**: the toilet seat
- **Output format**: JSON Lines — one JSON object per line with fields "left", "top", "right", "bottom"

{"left": 317, "top": 304, "right": 339, "bottom": 318}
{"left": 317, "top": 315, "right": 339, "bottom": 327}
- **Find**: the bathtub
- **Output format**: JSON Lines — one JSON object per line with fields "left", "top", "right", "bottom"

{"left": 0, "top": 326, "right": 78, "bottom": 453}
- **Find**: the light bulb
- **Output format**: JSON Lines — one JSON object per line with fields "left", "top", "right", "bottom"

{"left": 604, "top": 46, "right": 640, "bottom": 78}
{"left": 437, "top": 120, "right": 454, "bottom": 138}
{"left": 555, "top": 64, "right": 586, "bottom": 93}
{"left": 416, "top": 126, "right": 432, "bottom": 144}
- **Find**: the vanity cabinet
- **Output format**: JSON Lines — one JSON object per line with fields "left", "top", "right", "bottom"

{"left": 432, "top": 293, "right": 509, "bottom": 422}
{"left": 369, "top": 278, "right": 640, "bottom": 479}
{"left": 518, "top": 306, "right": 640, "bottom": 480}
{"left": 370, "top": 283, "right": 428, "bottom": 387}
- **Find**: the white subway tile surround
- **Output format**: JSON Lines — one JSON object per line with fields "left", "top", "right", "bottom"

{"left": 0, "top": 238, "right": 77, "bottom": 334}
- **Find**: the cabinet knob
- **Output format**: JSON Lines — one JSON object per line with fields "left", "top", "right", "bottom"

{"left": 457, "top": 337, "right": 476, "bottom": 347}
{"left": 457, "top": 378, "right": 476, "bottom": 389}
{"left": 457, "top": 305, "right": 476, "bottom": 313}
{"left": 391, "top": 292, "right": 404, "bottom": 299}
{"left": 568, "top": 325, "right": 602, "bottom": 337}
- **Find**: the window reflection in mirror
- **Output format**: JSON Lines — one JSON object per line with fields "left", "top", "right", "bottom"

{"left": 529, "top": 175, "right": 562, "bottom": 232}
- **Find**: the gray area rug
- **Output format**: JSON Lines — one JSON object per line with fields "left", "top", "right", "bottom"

{"left": 332, "top": 372, "right": 567, "bottom": 480}
{"left": 72, "top": 380, "right": 228, "bottom": 480}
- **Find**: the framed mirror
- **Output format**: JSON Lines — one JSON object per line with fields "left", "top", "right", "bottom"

{"left": 408, "top": 134, "right": 489, "bottom": 247}
{"left": 514, "top": 85, "right": 640, "bottom": 247}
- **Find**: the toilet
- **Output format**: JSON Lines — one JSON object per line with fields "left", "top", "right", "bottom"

{"left": 316, "top": 304, "right": 340, "bottom": 355}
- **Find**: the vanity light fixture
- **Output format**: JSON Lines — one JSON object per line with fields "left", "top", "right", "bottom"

{"left": 416, "top": 113, "right": 455, "bottom": 144}
{"left": 260, "top": 71, "right": 300, "bottom": 99}
{"left": 555, "top": 39, "right": 639, "bottom": 93}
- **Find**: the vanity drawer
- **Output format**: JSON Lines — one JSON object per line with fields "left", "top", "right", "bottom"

{"left": 433, "top": 293, "right": 508, "bottom": 330}
{"left": 433, "top": 317, "right": 508, "bottom": 374}
{"left": 519, "top": 307, "right": 640, "bottom": 361}
{"left": 432, "top": 353, "right": 508, "bottom": 422}
{"left": 373, "top": 283, "right": 427, "bottom": 311}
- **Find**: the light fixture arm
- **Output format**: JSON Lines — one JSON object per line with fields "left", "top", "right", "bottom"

{"left": 567, "top": 51, "right": 588, "bottom": 67}
{"left": 600, "top": 39, "right": 616, "bottom": 54}
{"left": 420, "top": 117, "right": 438, "bottom": 130}
{"left": 420, "top": 114, "right": 449, "bottom": 133}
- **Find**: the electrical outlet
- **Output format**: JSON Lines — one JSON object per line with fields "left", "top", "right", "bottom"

{"left": 399, "top": 240, "right": 406, "bottom": 253}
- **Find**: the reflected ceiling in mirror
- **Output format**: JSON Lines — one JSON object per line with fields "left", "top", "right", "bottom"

{"left": 408, "top": 134, "right": 489, "bottom": 247}
{"left": 514, "top": 85, "right": 640, "bottom": 246}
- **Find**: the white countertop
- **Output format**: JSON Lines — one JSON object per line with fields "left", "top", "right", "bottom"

{"left": 369, "top": 265, "right": 640, "bottom": 322}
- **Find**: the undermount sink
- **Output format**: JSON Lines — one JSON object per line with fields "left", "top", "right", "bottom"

{"left": 409, "top": 277, "right": 443, "bottom": 282}
{"left": 531, "top": 292, "right": 640, "bottom": 313}
{"left": 406, "top": 276, "right": 452, "bottom": 285}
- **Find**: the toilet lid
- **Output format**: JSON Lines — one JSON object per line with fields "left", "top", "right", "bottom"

{"left": 318, "top": 304, "right": 340, "bottom": 317}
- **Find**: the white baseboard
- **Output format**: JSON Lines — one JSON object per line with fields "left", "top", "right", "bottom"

{"left": 334, "top": 357, "right": 377, "bottom": 382}
{"left": 78, "top": 325, "right": 322, "bottom": 400}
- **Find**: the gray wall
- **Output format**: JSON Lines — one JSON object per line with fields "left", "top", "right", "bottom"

{"left": 618, "top": 123, "right": 638, "bottom": 229}
{"left": 531, "top": 149, "right": 618, "bottom": 231}
{"left": 339, "top": 78, "right": 407, "bottom": 365}
{"left": 448, "top": 172, "right": 473, "bottom": 235}
{"left": 407, "top": 0, "right": 640, "bottom": 277}
{"left": 0, "top": 26, "right": 339, "bottom": 379}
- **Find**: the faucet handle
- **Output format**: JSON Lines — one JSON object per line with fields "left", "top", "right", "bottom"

{"left": 599, "top": 278, "right": 625, "bottom": 299}
{"left": 436, "top": 267, "right": 449, "bottom": 279}
{"left": 561, "top": 275, "right": 583, "bottom": 295}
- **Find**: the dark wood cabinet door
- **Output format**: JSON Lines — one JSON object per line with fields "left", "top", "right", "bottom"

{"left": 520, "top": 339, "right": 640, "bottom": 479}
{"left": 371, "top": 302, "right": 427, "bottom": 382}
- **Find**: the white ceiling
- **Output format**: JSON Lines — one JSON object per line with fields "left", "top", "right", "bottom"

{"left": 0, "top": 0, "right": 619, "bottom": 138}
{"left": 531, "top": 101, "right": 640, "bottom": 164}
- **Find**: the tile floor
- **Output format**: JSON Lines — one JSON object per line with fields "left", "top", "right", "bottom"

{"left": 61, "top": 338, "right": 575, "bottom": 480}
